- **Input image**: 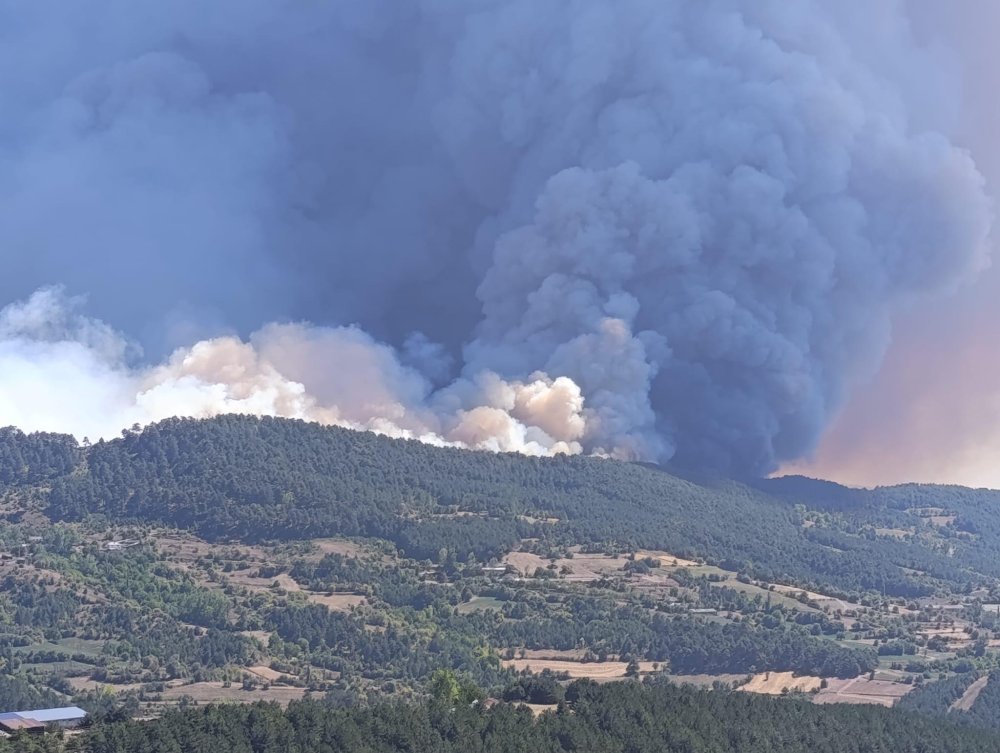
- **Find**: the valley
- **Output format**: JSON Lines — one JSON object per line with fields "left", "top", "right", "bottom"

{"left": 3, "top": 417, "right": 1000, "bottom": 749}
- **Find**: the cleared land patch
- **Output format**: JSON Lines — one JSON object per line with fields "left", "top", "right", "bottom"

{"left": 247, "top": 665, "right": 286, "bottom": 683}
{"left": 713, "top": 581, "right": 819, "bottom": 613}
{"left": 738, "top": 671, "right": 822, "bottom": 695}
{"left": 636, "top": 551, "right": 701, "bottom": 568}
{"left": 227, "top": 572, "right": 302, "bottom": 593}
{"left": 304, "top": 592, "right": 366, "bottom": 611}
{"left": 666, "top": 674, "right": 746, "bottom": 689}
{"left": 159, "top": 681, "right": 308, "bottom": 705}
{"left": 502, "top": 658, "right": 657, "bottom": 680}
{"left": 503, "top": 552, "right": 549, "bottom": 575}
{"left": 457, "top": 596, "right": 505, "bottom": 614}
{"left": 552, "top": 553, "right": 631, "bottom": 582}
{"left": 951, "top": 675, "right": 989, "bottom": 712}
{"left": 311, "top": 538, "right": 364, "bottom": 558}
{"left": 875, "top": 528, "right": 912, "bottom": 539}
{"left": 813, "top": 677, "right": 912, "bottom": 707}
{"left": 517, "top": 649, "right": 591, "bottom": 661}
{"left": 68, "top": 677, "right": 143, "bottom": 693}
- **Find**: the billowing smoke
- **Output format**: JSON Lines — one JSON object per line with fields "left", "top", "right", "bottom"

{"left": 0, "top": 0, "right": 992, "bottom": 474}
{"left": 0, "top": 288, "right": 586, "bottom": 455}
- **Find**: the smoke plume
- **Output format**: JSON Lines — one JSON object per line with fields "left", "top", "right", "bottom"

{"left": 0, "top": 0, "right": 992, "bottom": 474}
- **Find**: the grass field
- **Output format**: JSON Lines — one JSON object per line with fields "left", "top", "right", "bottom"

{"left": 711, "top": 580, "right": 819, "bottom": 612}
{"left": 552, "top": 553, "right": 631, "bottom": 582}
{"left": 311, "top": 539, "right": 363, "bottom": 558}
{"left": 951, "top": 676, "right": 989, "bottom": 712}
{"left": 502, "top": 658, "right": 658, "bottom": 680}
{"left": 158, "top": 681, "right": 309, "bottom": 705}
{"left": 502, "top": 552, "right": 549, "bottom": 575}
{"left": 17, "top": 637, "right": 106, "bottom": 658}
{"left": 813, "top": 677, "right": 912, "bottom": 707}
{"left": 738, "top": 671, "right": 823, "bottom": 695}
{"left": 457, "top": 596, "right": 505, "bottom": 614}
{"left": 227, "top": 571, "right": 302, "bottom": 593}
{"left": 68, "top": 677, "right": 143, "bottom": 693}
{"left": 304, "top": 592, "right": 367, "bottom": 611}
{"left": 666, "top": 673, "right": 746, "bottom": 689}
{"left": 24, "top": 660, "right": 94, "bottom": 674}
{"left": 247, "top": 665, "right": 287, "bottom": 682}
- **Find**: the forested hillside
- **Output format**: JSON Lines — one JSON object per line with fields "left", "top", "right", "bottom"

{"left": 69, "top": 680, "right": 1000, "bottom": 753}
{"left": 6, "top": 415, "right": 1000, "bottom": 743}
{"left": 0, "top": 427, "right": 80, "bottom": 485}
{"left": 2, "top": 415, "right": 999, "bottom": 597}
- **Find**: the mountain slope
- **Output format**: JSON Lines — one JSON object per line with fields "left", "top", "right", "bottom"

{"left": 3, "top": 415, "right": 999, "bottom": 598}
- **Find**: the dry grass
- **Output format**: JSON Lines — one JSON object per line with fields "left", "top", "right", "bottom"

{"left": 159, "top": 681, "right": 308, "bottom": 705}
{"left": 631, "top": 572, "right": 681, "bottom": 590}
{"left": 304, "top": 592, "right": 367, "bottom": 611}
{"left": 156, "top": 534, "right": 219, "bottom": 560}
{"left": 67, "top": 677, "right": 143, "bottom": 693}
{"left": 770, "top": 584, "right": 832, "bottom": 602}
{"left": 228, "top": 572, "right": 302, "bottom": 593}
{"left": 635, "top": 550, "right": 701, "bottom": 568}
{"left": 502, "top": 658, "right": 657, "bottom": 679}
{"left": 311, "top": 539, "right": 363, "bottom": 558}
{"left": 247, "top": 665, "right": 286, "bottom": 682}
{"left": 813, "top": 677, "right": 912, "bottom": 707}
{"left": 552, "top": 553, "right": 630, "bottom": 582}
{"left": 503, "top": 552, "right": 549, "bottom": 575}
{"left": 666, "top": 674, "right": 746, "bottom": 689}
{"left": 875, "top": 528, "right": 912, "bottom": 539}
{"left": 240, "top": 630, "right": 273, "bottom": 644}
{"left": 951, "top": 676, "right": 989, "bottom": 712}
{"left": 738, "top": 672, "right": 822, "bottom": 695}
{"left": 769, "top": 584, "right": 869, "bottom": 615}
{"left": 517, "top": 515, "right": 560, "bottom": 524}
{"left": 517, "top": 649, "right": 592, "bottom": 660}
{"left": 916, "top": 626, "right": 970, "bottom": 648}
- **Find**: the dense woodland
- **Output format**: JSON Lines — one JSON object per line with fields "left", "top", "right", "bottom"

{"left": 895, "top": 672, "right": 979, "bottom": 717}
{"left": 1, "top": 415, "right": 998, "bottom": 598}
{"left": 958, "top": 670, "right": 1000, "bottom": 730}
{"left": 28, "top": 680, "right": 998, "bottom": 753}
{"left": 5, "top": 417, "right": 1000, "bottom": 748}
{"left": 0, "top": 428, "right": 79, "bottom": 485}
{"left": 894, "top": 669, "right": 1000, "bottom": 733}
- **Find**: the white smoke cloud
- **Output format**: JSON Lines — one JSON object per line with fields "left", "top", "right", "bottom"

{"left": 0, "top": 0, "right": 993, "bottom": 474}
{"left": 0, "top": 288, "right": 586, "bottom": 456}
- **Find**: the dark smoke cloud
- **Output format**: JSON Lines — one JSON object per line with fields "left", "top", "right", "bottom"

{"left": 0, "top": 0, "right": 992, "bottom": 474}
{"left": 784, "top": 1, "right": 1000, "bottom": 488}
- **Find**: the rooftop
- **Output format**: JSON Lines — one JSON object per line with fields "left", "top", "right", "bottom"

{"left": 0, "top": 718, "right": 44, "bottom": 731}
{"left": 0, "top": 707, "right": 87, "bottom": 724}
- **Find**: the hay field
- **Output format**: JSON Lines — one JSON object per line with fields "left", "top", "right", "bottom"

{"left": 304, "top": 592, "right": 367, "bottom": 611}
{"left": 502, "top": 658, "right": 657, "bottom": 679}
{"left": 159, "top": 681, "right": 308, "bottom": 705}
{"left": 951, "top": 676, "right": 989, "bottom": 712}
{"left": 738, "top": 672, "right": 822, "bottom": 695}
{"left": 813, "top": 677, "right": 912, "bottom": 707}
{"left": 503, "top": 552, "right": 549, "bottom": 575}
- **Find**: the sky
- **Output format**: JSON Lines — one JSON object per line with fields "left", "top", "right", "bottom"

{"left": 0, "top": 0, "right": 998, "bottom": 487}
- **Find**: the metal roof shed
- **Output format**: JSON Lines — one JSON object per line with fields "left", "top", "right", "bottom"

{"left": 22, "top": 707, "right": 87, "bottom": 723}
